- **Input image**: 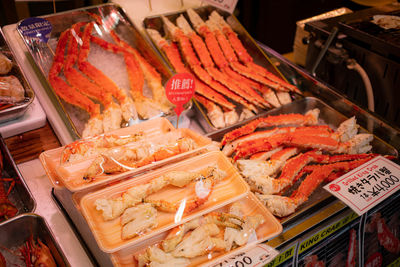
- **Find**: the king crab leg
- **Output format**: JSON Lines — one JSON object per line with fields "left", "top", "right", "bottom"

{"left": 77, "top": 22, "right": 138, "bottom": 123}
{"left": 257, "top": 157, "right": 376, "bottom": 217}
{"left": 194, "top": 93, "right": 225, "bottom": 128}
{"left": 48, "top": 28, "right": 103, "bottom": 137}
{"left": 95, "top": 166, "right": 225, "bottom": 221}
{"left": 64, "top": 23, "right": 123, "bottom": 132}
{"left": 147, "top": 28, "right": 235, "bottom": 111}
{"left": 209, "top": 11, "right": 301, "bottom": 94}
{"left": 161, "top": 15, "right": 258, "bottom": 113}
{"left": 221, "top": 108, "right": 320, "bottom": 146}
{"left": 176, "top": 15, "right": 271, "bottom": 109}
{"left": 222, "top": 124, "right": 332, "bottom": 156}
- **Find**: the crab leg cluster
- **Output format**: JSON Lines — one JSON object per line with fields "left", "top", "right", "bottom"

{"left": 95, "top": 166, "right": 226, "bottom": 240}
{"left": 146, "top": 9, "right": 301, "bottom": 129}
{"left": 218, "top": 109, "right": 394, "bottom": 217}
{"left": 135, "top": 202, "right": 264, "bottom": 266}
{"left": 48, "top": 13, "right": 173, "bottom": 137}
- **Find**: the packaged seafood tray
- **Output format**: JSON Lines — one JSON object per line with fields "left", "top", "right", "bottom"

{"left": 109, "top": 192, "right": 282, "bottom": 267}
{"left": 39, "top": 117, "right": 215, "bottom": 192}
{"left": 76, "top": 150, "right": 250, "bottom": 253}
{"left": 0, "top": 28, "right": 34, "bottom": 124}
{"left": 0, "top": 213, "right": 69, "bottom": 266}
{"left": 16, "top": 3, "right": 179, "bottom": 139}
{"left": 143, "top": 6, "right": 303, "bottom": 134}
{"left": 207, "top": 97, "right": 398, "bottom": 226}
{"left": 0, "top": 134, "right": 35, "bottom": 223}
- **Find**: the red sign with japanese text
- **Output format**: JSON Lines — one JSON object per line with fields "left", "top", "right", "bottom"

{"left": 324, "top": 156, "right": 400, "bottom": 215}
{"left": 165, "top": 73, "right": 195, "bottom": 119}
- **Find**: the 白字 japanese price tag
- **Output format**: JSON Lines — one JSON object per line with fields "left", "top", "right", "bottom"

{"left": 201, "top": 0, "right": 238, "bottom": 14}
{"left": 206, "top": 244, "right": 279, "bottom": 267}
{"left": 324, "top": 156, "right": 400, "bottom": 215}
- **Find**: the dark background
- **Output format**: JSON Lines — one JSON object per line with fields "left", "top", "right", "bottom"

{"left": 0, "top": 0, "right": 372, "bottom": 54}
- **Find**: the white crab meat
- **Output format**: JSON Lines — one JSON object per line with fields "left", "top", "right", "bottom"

{"left": 121, "top": 203, "right": 157, "bottom": 239}
{"left": 82, "top": 115, "right": 103, "bottom": 138}
{"left": 138, "top": 246, "right": 190, "bottom": 267}
{"left": 276, "top": 92, "right": 292, "bottom": 105}
{"left": 172, "top": 223, "right": 226, "bottom": 258}
{"left": 256, "top": 194, "right": 300, "bottom": 217}
{"left": 224, "top": 109, "right": 239, "bottom": 126}
{"left": 224, "top": 203, "right": 264, "bottom": 250}
{"left": 102, "top": 103, "right": 123, "bottom": 133}
{"left": 236, "top": 159, "right": 285, "bottom": 179}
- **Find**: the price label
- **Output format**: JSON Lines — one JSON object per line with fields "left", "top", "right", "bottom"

{"left": 324, "top": 156, "right": 400, "bottom": 215}
{"left": 165, "top": 73, "right": 195, "bottom": 123}
{"left": 207, "top": 244, "right": 279, "bottom": 267}
{"left": 18, "top": 17, "right": 52, "bottom": 43}
{"left": 202, "top": 0, "right": 239, "bottom": 14}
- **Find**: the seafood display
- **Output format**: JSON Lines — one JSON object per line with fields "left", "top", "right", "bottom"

{"left": 0, "top": 150, "right": 17, "bottom": 222}
{"left": 0, "top": 236, "right": 56, "bottom": 267}
{"left": 19, "top": 236, "right": 57, "bottom": 267}
{"left": 0, "top": 214, "right": 68, "bottom": 267}
{"left": 145, "top": 7, "right": 301, "bottom": 130}
{"left": 0, "top": 29, "right": 33, "bottom": 122}
{"left": 218, "top": 105, "right": 397, "bottom": 217}
{"left": 135, "top": 202, "right": 264, "bottom": 266}
{"left": 40, "top": 118, "right": 212, "bottom": 191}
{"left": 17, "top": 5, "right": 174, "bottom": 138}
{"left": 96, "top": 166, "right": 225, "bottom": 239}
{"left": 47, "top": 14, "right": 172, "bottom": 137}
{"left": 0, "top": 52, "right": 25, "bottom": 106}
{"left": 110, "top": 193, "right": 282, "bottom": 267}
{"left": 78, "top": 151, "right": 250, "bottom": 252}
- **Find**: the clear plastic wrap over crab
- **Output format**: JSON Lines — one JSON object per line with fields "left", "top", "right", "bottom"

{"left": 40, "top": 118, "right": 214, "bottom": 192}
{"left": 219, "top": 106, "right": 398, "bottom": 218}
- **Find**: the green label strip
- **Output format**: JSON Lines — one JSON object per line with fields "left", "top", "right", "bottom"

{"left": 265, "top": 244, "right": 296, "bottom": 267}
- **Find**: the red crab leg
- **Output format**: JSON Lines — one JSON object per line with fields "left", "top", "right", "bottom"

{"left": 187, "top": 10, "right": 282, "bottom": 95}
{"left": 147, "top": 28, "right": 235, "bottom": 111}
{"left": 77, "top": 23, "right": 125, "bottom": 102}
{"left": 221, "top": 109, "right": 320, "bottom": 146}
{"left": 162, "top": 16, "right": 258, "bottom": 113}
{"left": 223, "top": 125, "right": 332, "bottom": 156}
{"left": 208, "top": 11, "right": 301, "bottom": 94}
{"left": 48, "top": 29, "right": 100, "bottom": 119}
{"left": 194, "top": 93, "right": 225, "bottom": 128}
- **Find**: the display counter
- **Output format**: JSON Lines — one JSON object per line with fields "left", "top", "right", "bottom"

{"left": 0, "top": 2, "right": 399, "bottom": 267}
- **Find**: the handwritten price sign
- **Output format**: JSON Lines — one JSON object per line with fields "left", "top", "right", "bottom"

{"left": 207, "top": 244, "right": 279, "bottom": 267}
{"left": 324, "top": 156, "right": 400, "bottom": 215}
{"left": 202, "top": 0, "right": 239, "bottom": 14}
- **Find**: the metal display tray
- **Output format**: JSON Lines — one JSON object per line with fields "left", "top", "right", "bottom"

{"left": 0, "top": 213, "right": 69, "bottom": 266}
{"left": 16, "top": 3, "right": 175, "bottom": 139}
{"left": 143, "top": 5, "right": 301, "bottom": 134}
{"left": 207, "top": 97, "right": 398, "bottom": 227}
{"left": 0, "top": 134, "right": 35, "bottom": 223}
{"left": 0, "top": 28, "right": 35, "bottom": 124}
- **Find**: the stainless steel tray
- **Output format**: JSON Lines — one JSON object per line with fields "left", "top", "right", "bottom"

{"left": 0, "top": 134, "right": 35, "bottom": 223}
{"left": 143, "top": 6, "right": 302, "bottom": 134}
{"left": 207, "top": 97, "right": 398, "bottom": 227}
{"left": 0, "top": 28, "right": 34, "bottom": 124}
{"left": 17, "top": 3, "right": 175, "bottom": 139}
{"left": 0, "top": 213, "right": 69, "bottom": 266}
